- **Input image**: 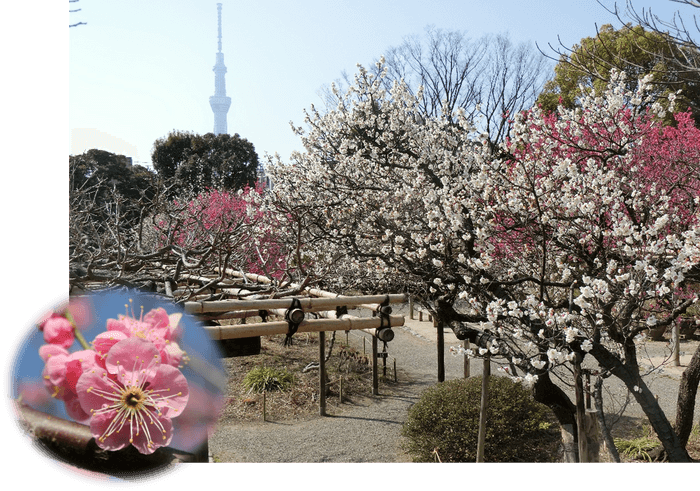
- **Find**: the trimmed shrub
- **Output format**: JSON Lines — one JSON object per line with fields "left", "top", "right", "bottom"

{"left": 243, "top": 366, "right": 294, "bottom": 393}
{"left": 401, "top": 376, "right": 559, "bottom": 462}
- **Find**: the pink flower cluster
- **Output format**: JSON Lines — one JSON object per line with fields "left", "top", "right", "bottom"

{"left": 38, "top": 303, "right": 190, "bottom": 455}
{"left": 162, "top": 184, "right": 288, "bottom": 279}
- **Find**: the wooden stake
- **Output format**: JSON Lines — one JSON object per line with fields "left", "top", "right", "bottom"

{"left": 464, "top": 340, "right": 471, "bottom": 378}
{"left": 372, "top": 334, "right": 379, "bottom": 395}
{"left": 319, "top": 330, "right": 326, "bottom": 416}
{"left": 437, "top": 320, "right": 445, "bottom": 383}
{"left": 476, "top": 354, "right": 490, "bottom": 462}
{"left": 574, "top": 354, "right": 588, "bottom": 462}
{"left": 263, "top": 390, "right": 267, "bottom": 422}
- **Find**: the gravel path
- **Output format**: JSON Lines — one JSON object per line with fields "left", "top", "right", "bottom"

{"left": 208, "top": 312, "right": 699, "bottom": 463}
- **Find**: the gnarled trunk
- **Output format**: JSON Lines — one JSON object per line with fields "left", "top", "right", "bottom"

{"left": 532, "top": 371, "right": 579, "bottom": 462}
{"left": 675, "top": 342, "right": 700, "bottom": 449}
{"left": 590, "top": 343, "right": 691, "bottom": 462}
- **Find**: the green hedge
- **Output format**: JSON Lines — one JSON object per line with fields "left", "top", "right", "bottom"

{"left": 401, "top": 376, "right": 559, "bottom": 462}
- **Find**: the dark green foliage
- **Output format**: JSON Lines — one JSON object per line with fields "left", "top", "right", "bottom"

{"left": 538, "top": 24, "right": 700, "bottom": 125}
{"left": 242, "top": 366, "right": 295, "bottom": 393}
{"left": 69, "top": 149, "right": 157, "bottom": 228}
{"left": 151, "top": 130, "right": 259, "bottom": 196}
{"left": 401, "top": 376, "right": 559, "bottom": 462}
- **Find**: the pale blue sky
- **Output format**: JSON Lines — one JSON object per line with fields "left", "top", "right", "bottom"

{"left": 67, "top": 0, "right": 686, "bottom": 167}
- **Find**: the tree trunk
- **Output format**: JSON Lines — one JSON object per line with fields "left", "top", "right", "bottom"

{"left": 675, "top": 342, "right": 700, "bottom": 448}
{"left": 532, "top": 371, "right": 579, "bottom": 461}
{"left": 593, "top": 375, "right": 621, "bottom": 462}
{"left": 590, "top": 343, "right": 691, "bottom": 462}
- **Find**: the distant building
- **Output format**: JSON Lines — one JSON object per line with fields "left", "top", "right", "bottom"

{"left": 257, "top": 161, "right": 272, "bottom": 191}
{"left": 209, "top": 3, "right": 231, "bottom": 135}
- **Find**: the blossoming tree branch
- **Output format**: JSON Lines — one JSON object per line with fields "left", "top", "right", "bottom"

{"left": 266, "top": 60, "right": 700, "bottom": 462}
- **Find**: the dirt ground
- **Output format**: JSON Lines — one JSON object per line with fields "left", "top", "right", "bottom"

{"left": 216, "top": 329, "right": 700, "bottom": 462}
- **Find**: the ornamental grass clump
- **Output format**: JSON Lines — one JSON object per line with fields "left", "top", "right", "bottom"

{"left": 401, "top": 376, "right": 559, "bottom": 462}
{"left": 243, "top": 366, "right": 294, "bottom": 393}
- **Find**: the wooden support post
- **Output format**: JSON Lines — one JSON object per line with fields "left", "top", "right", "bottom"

{"left": 263, "top": 390, "right": 267, "bottom": 422}
{"left": 339, "top": 376, "right": 343, "bottom": 403}
{"left": 372, "top": 334, "right": 379, "bottom": 395}
{"left": 585, "top": 371, "right": 591, "bottom": 409}
{"left": 419, "top": 310, "right": 423, "bottom": 322}
{"left": 409, "top": 296, "right": 414, "bottom": 320}
{"left": 476, "top": 354, "right": 490, "bottom": 462}
{"left": 573, "top": 354, "right": 588, "bottom": 462}
{"left": 437, "top": 319, "right": 445, "bottom": 383}
{"left": 393, "top": 358, "right": 397, "bottom": 383}
{"left": 319, "top": 330, "right": 326, "bottom": 416}
{"left": 464, "top": 340, "right": 471, "bottom": 378}
{"left": 672, "top": 320, "right": 681, "bottom": 366}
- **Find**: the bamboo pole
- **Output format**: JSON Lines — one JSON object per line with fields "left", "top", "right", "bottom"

{"left": 216, "top": 268, "right": 273, "bottom": 284}
{"left": 184, "top": 294, "right": 406, "bottom": 314}
{"left": 202, "top": 314, "right": 405, "bottom": 340}
{"left": 196, "top": 310, "right": 264, "bottom": 322}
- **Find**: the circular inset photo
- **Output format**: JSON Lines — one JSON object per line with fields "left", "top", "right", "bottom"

{"left": 11, "top": 289, "right": 227, "bottom": 479}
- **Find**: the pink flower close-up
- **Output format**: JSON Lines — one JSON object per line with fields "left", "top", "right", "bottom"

{"left": 41, "top": 348, "right": 100, "bottom": 422}
{"left": 105, "top": 307, "right": 186, "bottom": 367}
{"left": 76, "top": 337, "right": 189, "bottom": 455}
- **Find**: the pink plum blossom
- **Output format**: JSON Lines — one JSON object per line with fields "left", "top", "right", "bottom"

{"left": 41, "top": 348, "right": 100, "bottom": 422}
{"left": 76, "top": 337, "right": 189, "bottom": 455}
{"left": 39, "top": 314, "right": 75, "bottom": 348}
{"left": 105, "top": 307, "right": 186, "bottom": 367}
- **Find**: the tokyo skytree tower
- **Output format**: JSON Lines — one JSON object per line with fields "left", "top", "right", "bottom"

{"left": 209, "top": 3, "right": 231, "bottom": 135}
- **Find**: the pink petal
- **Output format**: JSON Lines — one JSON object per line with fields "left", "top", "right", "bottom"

{"left": 37, "top": 311, "right": 55, "bottom": 329}
{"left": 42, "top": 316, "right": 75, "bottom": 348}
{"left": 151, "top": 364, "right": 189, "bottom": 418}
{"left": 89, "top": 408, "right": 130, "bottom": 452}
{"left": 92, "top": 330, "right": 129, "bottom": 362}
{"left": 39, "top": 344, "right": 69, "bottom": 362}
{"left": 144, "top": 308, "right": 170, "bottom": 330}
{"left": 106, "top": 318, "right": 130, "bottom": 335}
{"left": 131, "top": 414, "right": 173, "bottom": 455}
{"left": 104, "top": 337, "right": 161, "bottom": 385}
{"left": 64, "top": 392, "right": 91, "bottom": 423}
{"left": 161, "top": 341, "right": 184, "bottom": 367}
{"left": 64, "top": 350, "right": 100, "bottom": 394}
{"left": 76, "top": 368, "right": 117, "bottom": 414}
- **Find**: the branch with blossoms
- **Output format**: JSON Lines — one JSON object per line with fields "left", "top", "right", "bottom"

{"left": 70, "top": 176, "right": 295, "bottom": 301}
{"left": 266, "top": 59, "right": 700, "bottom": 461}
{"left": 11, "top": 297, "right": 218, "bottom": 479}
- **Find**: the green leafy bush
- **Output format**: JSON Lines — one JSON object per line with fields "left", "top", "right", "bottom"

{"left": 243, "top": 366, "right": 294, "bottom": 393}
{"left": 401, "top": 376, "right": 559, "bottom": 462}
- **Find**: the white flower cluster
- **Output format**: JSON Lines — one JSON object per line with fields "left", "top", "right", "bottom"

{"left": 265, "top": 60, "right": 700, "bottom": 393}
